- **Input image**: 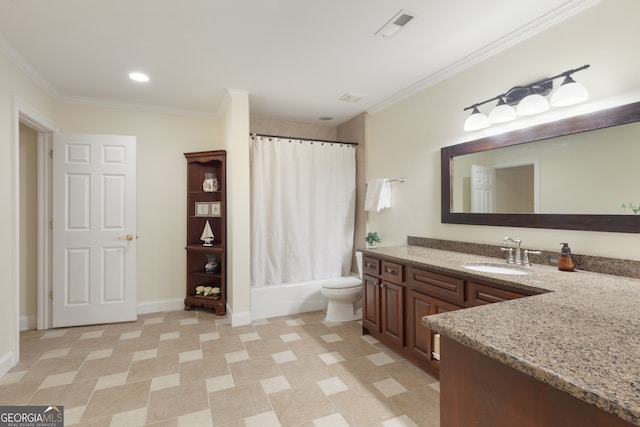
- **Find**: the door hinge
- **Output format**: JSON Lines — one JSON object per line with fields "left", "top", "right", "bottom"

{"left": 49, "top": 290, "right": 53, "bottom": 301}
{"left": 49, "top": 149, "right": 53, "bottom": 159}
{"left": 49, "top": 220, "right": 53, "bottom": 230}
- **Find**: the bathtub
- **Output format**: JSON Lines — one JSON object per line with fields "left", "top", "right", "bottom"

{"left": 250, "top": 279, "right": 328, "bottom": 320}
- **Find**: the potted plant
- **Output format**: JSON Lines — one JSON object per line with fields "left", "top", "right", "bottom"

{"left": 365, "top": 232, "right": 381, "bottom": 249}
{"left": 622, "top": 202, "right": 640, "bottom": 215}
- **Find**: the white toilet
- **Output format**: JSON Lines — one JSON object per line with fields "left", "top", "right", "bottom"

{"left": 321, "top": 251, "right": 363, "bottom": 322}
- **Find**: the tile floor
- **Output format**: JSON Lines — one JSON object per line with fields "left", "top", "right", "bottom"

{"left": 0, "top": 310, "right": 440, "bottom": 426}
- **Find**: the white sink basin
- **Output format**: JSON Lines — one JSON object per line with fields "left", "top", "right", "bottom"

{"left": 463, "top": 263, "right": 531, "bottom": 275}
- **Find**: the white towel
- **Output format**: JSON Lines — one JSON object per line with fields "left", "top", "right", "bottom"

{"left": 364, "top": 179, "right": 391, "bottom": 212}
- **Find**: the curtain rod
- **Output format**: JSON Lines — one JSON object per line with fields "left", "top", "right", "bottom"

{"left": 250, "top": 133, "right": 358, "bottom": 146}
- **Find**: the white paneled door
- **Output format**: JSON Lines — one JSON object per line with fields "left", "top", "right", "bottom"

{"left": 471, "top": 164, "right": 496, "bottom": 214}
{"left": 52, "top": 133, "right": 137, "bottom": 327}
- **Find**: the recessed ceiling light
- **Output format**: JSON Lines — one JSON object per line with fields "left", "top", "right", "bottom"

{"left": 129, "top": 72, "right": 149, "bottom": 82}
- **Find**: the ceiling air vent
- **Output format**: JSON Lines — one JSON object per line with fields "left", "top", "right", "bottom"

{"left": 375, "top": 10, "right": 416, "bottom": 38}
{"left": 339, "top": 92, "right": 364, "bottom": 102}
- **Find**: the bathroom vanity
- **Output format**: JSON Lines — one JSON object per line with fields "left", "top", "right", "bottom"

{"left": 363, "top": 245, "right": 640, "bottom": 427}
{"left": 362, "top": 250, "right": 539, "bottom": 378}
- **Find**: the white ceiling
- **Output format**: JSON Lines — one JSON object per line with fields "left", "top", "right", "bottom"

{"left": 0, "top": 0, "right": 600, "bottom": 125}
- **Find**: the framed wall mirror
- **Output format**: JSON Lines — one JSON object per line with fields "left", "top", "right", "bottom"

{"left": 441, "top": 101, "right": 640, "bottom": 233}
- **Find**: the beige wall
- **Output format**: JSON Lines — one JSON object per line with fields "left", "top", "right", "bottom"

{"left": 55, "top": 104, "right": 222, "bottom": 303}
{"left": 19, "top": 124, "right": 38, "bottom": 322}
{"left": 338, "top": 113, "right": 367, "bottom": 271}
{"left": 366, "top": 0, "right": 640, "bottom": 259}
{"left": 250, "top": 117, "right": 337, "bottom": 140}
{"left": 221, "top": 89, "right": 251, "bottom": 324}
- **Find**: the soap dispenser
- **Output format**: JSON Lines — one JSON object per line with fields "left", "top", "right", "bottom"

{"left": 558, "top": 243, "right": 576, "bottom": 272}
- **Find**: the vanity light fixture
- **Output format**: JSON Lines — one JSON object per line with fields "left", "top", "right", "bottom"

{"left": 463, "top": 64, "right": 590, "bottom": 131}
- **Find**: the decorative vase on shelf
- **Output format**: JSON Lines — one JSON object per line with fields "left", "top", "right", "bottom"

{"left": 201, "top": 220, "right": 214, "bottom": 246}
{"left": 203, "top": 173, "right": 216, "bottom": 192}
{"left": 205, "top": 255, "right": 218, "bottom": 273}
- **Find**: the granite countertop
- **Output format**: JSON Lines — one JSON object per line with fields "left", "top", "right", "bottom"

{"left": 367, "top": 245, "right": 640, "bottom": 427}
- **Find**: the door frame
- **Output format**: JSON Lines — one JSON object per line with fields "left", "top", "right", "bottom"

{"left": 13, "top": 98, "right": 58, "bottom": 358}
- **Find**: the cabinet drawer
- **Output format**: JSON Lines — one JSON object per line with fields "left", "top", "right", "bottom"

{"left": 382, "top": 260, "right": 404, "bottom": 284}
{"left": 467, "top": 281, "right": 527, "bottom": 306}
{"left": 408, "top": 267, "right": 465, "bottom": 305}
{"left": 363, "top": 256, "right": 381, "bottom": 276}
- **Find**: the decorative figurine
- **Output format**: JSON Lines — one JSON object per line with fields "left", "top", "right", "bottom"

{"left": 201, "top": 220, "right": 214, "bottom": 246}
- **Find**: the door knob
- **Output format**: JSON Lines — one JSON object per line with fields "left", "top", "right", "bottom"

{"left": 125, "top": 234, "right": 134, "bottom": 241}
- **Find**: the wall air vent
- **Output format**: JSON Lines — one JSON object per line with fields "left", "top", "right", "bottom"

{"left": 375, "top": 10, "right": 416, "bottom": 38}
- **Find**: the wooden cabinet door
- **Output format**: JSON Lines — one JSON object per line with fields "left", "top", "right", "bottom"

{"left": 381, "top": 281, "right": 404, "bottom": 347}
{"left": 362, "top": 274, "right": 381, "bottom": 333}
{"left": 408, "top": 290, "right": 434, "bottom": 361}
{"left": 409, "top": 291, "right": 463, "bottom": 364}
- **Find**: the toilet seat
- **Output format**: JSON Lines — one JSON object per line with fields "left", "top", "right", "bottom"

{"left": 323, "top": 276, "right": 361, "bottom": 289}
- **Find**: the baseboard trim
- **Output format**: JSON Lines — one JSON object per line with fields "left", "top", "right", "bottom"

{"left": 226, "top": 303, "right": 251, "bottom": 327}
{"left": 21, "top": 299, "right": 242, "bottom": 329}
{"left": 19, "top": 315, "right": 37, "bottom": 331}
{"left": 137, "top": 298, "right": 184, "bottom": 315}
{"left": 0, "top": 351, "right": 16, "bottom": 378}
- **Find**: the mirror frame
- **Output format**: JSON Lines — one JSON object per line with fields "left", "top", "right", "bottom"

{"left": 441, "top": 101, "right": 640, "bottom": 233}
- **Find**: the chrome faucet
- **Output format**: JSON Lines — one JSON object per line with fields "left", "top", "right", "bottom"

{"left": 502, "top": 237, "right": 542, "bottom": 266}
{"left": 502, "top": 237, "right": 522, "bottom": 265}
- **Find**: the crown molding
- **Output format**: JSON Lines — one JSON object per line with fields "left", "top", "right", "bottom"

{"left": 1, "top": 34, "right": 220, "bottom": 119}
{"left": 0, "top": 34, "right": 59, "bottom": 98}
{"left": 57, "top": 95, "right": 220, "bottom": 119}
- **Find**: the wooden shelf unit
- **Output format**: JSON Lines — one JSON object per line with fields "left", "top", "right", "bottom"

{"left": 183, "top": 150, "right": 226, "bottom": 315}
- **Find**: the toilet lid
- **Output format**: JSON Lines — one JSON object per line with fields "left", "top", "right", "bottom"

{"left": 323, "top": 276, "right": 362, "bottom": 289}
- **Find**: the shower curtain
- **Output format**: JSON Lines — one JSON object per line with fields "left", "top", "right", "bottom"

{"left": 250, "top": 135, "right": 356, "bottom": 286}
